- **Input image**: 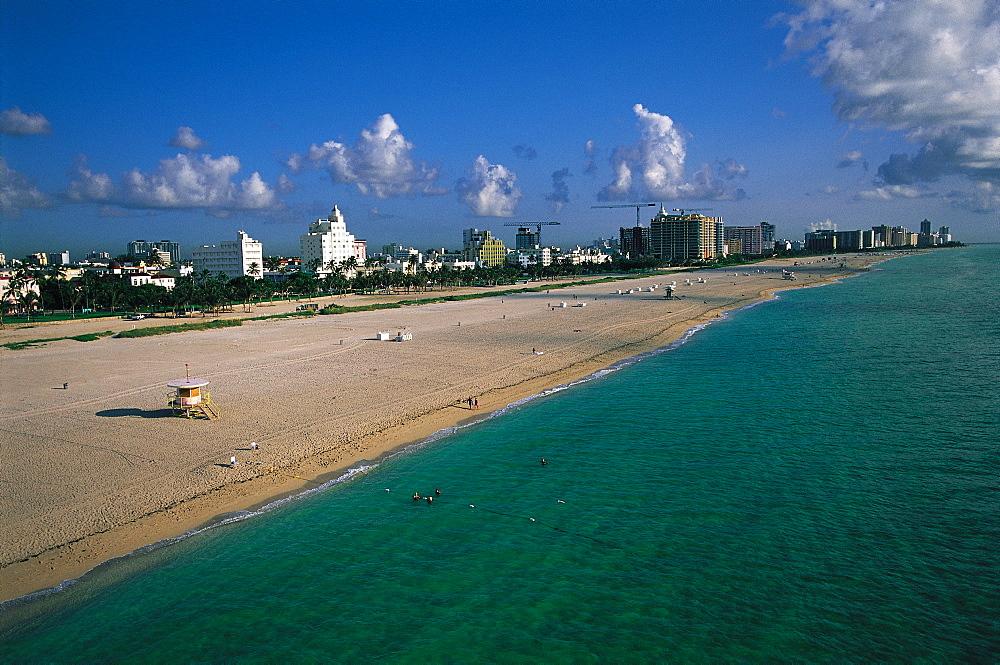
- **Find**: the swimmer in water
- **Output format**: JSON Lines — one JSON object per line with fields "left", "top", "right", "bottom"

{"left": 540, "top": 458, "right": 548, "bottom": 466}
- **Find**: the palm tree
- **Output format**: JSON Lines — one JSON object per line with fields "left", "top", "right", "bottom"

{"left": 17, "top": 290, "right": 40, "bottom": 322}
{"left": 247, "top": 262, "right": 261, "bottom": 279}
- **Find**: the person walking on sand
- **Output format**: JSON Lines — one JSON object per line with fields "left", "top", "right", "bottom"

{"left": 473, "top": 397, "right": 479, "bottom": 410}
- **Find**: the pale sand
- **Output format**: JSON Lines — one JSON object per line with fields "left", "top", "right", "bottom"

{"left": 0, "top": 255, "right": 892, "bottom": 602}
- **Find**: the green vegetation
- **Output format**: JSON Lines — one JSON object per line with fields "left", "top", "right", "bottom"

{"left": 319, "top": 302, "right": 403, "bottom": 315}
{"left": 115, "top": 319, "right": 242, "bottom": 338}
{"left": 2, "top": 331, "right": 115, "bottom": 351}
{"left": 248, "top": 310, "right": 318, "bottom": 321}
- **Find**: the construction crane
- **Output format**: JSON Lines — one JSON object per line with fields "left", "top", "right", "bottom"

{"left": 671, "top": 208, "right": 714, "bottom": 216}
{"left": 591, "top": 203, "right": 657, "bottom": 225}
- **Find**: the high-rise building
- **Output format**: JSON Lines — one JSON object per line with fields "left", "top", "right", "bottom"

{"left": 619, "top": 225, "right": 651, "bottom": 258}
{"left": 514, "top": 227, "right": 541, "bottom": 250}
{"left": 723, "top": 225, "right": 764, "bottom": 255}
{"left": 46, "top": 250, "right": 70, "bottom": 265}
{"left": 760, "top": 222, "right": 776, "bottom": 253}
{"left": 192, "top": 231, "right": 263, "bottom": 278}
{"left": 920, "top": 219, "right": 932, "bottom": 235}
{"left": 300, "top": 205, "right": 360, "bottom": 274}
{"left": 649, "top": 207, "right": 723, "bottom": 262}
{"left": 804, "top": 230, "right": 837, "bottom": 251}
{"left": 462, "top": 228, "right": 506, "bottom": 266}
{"left": 127, "top": 240, "right": 180, "bottom": 265}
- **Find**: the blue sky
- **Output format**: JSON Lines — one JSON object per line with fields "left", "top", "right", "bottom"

{"left": 2, "top": 0, "right": 998, "bottom": 260}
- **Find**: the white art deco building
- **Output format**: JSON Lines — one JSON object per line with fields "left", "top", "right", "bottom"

{"left": 191, "top": 230, "right": 263, "bottom": 278}
{"left": 300, "top": 205, "right": 364, "bottom": 274}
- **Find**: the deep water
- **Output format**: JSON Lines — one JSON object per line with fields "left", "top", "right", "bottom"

{"left": 2, "top": 246, "right": 998, "bottom": 662}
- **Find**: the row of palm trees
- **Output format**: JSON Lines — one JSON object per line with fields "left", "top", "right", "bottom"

{"left": 2, "top": 253, "right": 671, "bottom": 325}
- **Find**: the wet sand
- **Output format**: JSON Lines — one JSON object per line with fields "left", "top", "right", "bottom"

{"left": 0, "top": 254, "right": 894, "bottom": 602}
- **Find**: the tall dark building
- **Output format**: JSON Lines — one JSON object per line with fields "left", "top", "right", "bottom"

{"left": 515, "top": 227, "right": 541, "bottom": 250}
{"left": 619, "top": 225, "right": 651, "bottom": 258}
{"left": 920, "top": 219, "right": 932, "bottom": 234}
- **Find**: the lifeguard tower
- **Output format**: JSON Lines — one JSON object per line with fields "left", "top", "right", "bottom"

{"left": 167, "top": 367, "right": 218, "bottom": 419}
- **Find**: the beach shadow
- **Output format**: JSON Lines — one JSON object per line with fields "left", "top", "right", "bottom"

{"left": 96, "top": 408, "right": 175, "bottom": 419}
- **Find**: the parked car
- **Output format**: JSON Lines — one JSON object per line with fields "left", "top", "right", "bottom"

{"left": 125, "top": 314, "right": 146, "bottom": 320}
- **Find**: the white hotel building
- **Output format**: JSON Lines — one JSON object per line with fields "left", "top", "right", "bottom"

{"left": 191, "top": 231, "right": 263, "bottom": 278}
{"left": 300, "top": 205, "right": 366, "bottom": 274}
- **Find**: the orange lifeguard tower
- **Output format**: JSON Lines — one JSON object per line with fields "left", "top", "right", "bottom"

{"left": 167, "top": 365, "right": 218, "bottom": 419}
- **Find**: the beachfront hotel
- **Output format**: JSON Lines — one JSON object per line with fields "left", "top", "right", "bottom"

{"left": 649, "top": 206, "right": 724, "bottom": 263}
{"left": 300, "top": 205, "right": 366, "bottom": 275}
{"left": 191, "top": 231, "right": 263, "bottom": 278}
{"left": 462, "top": 228, "right": 507, "bottom": 267}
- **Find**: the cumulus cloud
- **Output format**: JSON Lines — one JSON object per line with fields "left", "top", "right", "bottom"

{"left": 0, "top": 107, "right": 52, "bottom": 136}
{"left": 807, "top": 220, "right": 837, "bottom": 232}
{"left": 169, "top": 126, "right": 206, "bottom": 151}
{"left": 66, "top": 152, "right": 278, "bottom": 212}
{"left": 66, "top": 155, "right": 115, "bottom": 203}
{"left": 781, "top": 0, "right": 1000, "bottom": 208}
{"left": 717, "top": 157, "right": 749, "bottom": 179}
{"left": 0, "top": 156, "right": 53, "bottom": 218}
{"left": 837, "top": 150, "right": 865, "bottom": 168}
{"left": 513, "top": 144, "right": 537, "bottom": 160}
{"left": 583, "top": 140, "right": 598, "bottom": 175}
{"left": 276, "top": 173, "right": 296, "bottom": 195}
{"left": 545, "top": 167, "right": 571, "bottom": 213}
{"left": 456, "top": 155, "right": 522, "bottom": 217}
{"left": 856, "top": 184, "right": 932, "bottom": 201}
{"left": 289, "top": 113, "right": 444, "bottom": 198}
{"left": 600, "top": 104, "right": 748, "bottom": 201}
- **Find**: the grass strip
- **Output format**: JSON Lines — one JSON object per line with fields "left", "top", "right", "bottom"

{"left": 115, "top": 319, "right": 242, "bottom": 338}
{"left": 248, "top": 310, "right": 318, "bottom": 321}
{"left": 2, "top": 330, "right": 116, "bottom": 351}
{"left": 319, "top": 302, "right": 403, "bottom": 315}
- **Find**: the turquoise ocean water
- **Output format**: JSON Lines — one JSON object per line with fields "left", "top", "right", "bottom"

{"left": 2, "top": 246, "right": 998, "bottom": 662}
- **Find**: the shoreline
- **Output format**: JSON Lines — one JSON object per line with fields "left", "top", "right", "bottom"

{"left": 0, "top": 254, "right": 901, "bottom": 604}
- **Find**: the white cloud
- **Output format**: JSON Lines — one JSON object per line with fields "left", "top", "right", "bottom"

{"left": 456, "top": 155, "right": 522, "bottom": 217}
{"left": 0, "top": 156, "right": 52, "bottom": 217}
{"left": 0, "top": 107, "right": 52, "bottom": 136}
{"left": 277, "top": 173, "right": 296, "bottom": 194}
{"left": 290, "top": 113, "right": 444, "bottom": 198}
{"left": 67, "top": 153, "right": 278, "bottom": 212}
{"left": 782, "top": 0, "right": 1000, "bottom": 207}
{"left": 168, "top": 126, "right": 206, "bottom": 151}
{"left": 66, "top": 155, "right": 115, "bottom": 203}
{"left": 600, "top": 104, "right": 747, "bottom": 201}
{"left": 583, "top": 140, "right": 598, "bottom": 175}
{"left": 837, "top": 150, "right": 864, "bottom": 168}
{"left": 856, "top": 184, "right": 929, "bottom": 201}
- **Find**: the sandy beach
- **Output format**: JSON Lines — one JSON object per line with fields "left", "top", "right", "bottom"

{"left": 0, "top": 254, "right": 893, "bottom": 603}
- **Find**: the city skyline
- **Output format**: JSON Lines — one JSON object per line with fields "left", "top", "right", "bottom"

{"left": 3, "top": 0, "right": 998, "bottom": 260}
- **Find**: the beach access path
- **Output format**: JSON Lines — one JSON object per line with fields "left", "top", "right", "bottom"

{"left": 0, "top": 254, "right": 892, "bottom": 602}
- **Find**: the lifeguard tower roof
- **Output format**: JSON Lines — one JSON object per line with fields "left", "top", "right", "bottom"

{"left": 167, "top": 378, "right": 210, "bottom": 389}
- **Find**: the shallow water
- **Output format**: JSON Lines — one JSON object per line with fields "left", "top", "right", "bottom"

{"left": 2, "top": 246, "right": 998, "bottom": 662}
